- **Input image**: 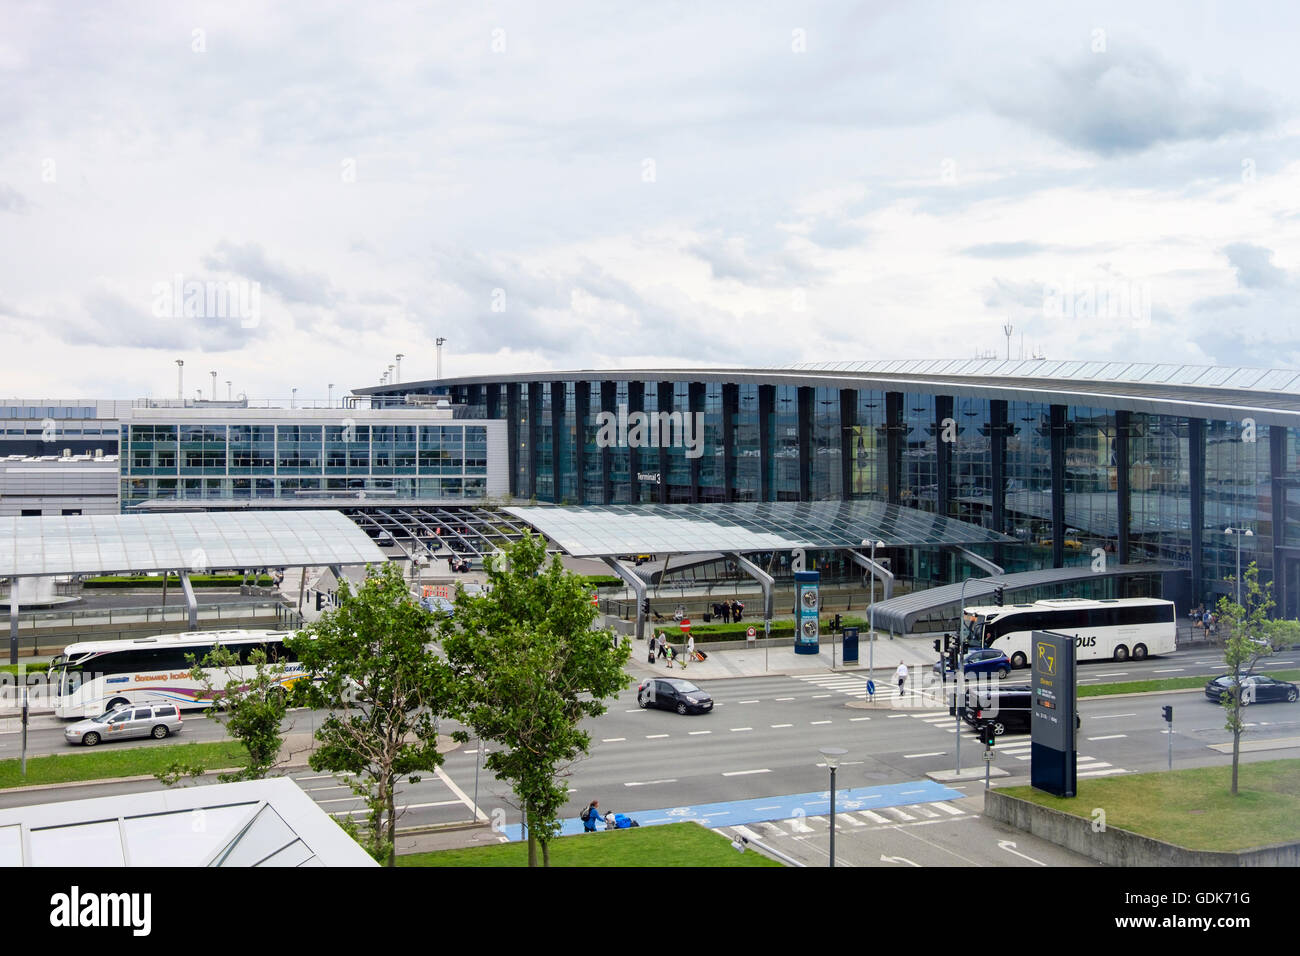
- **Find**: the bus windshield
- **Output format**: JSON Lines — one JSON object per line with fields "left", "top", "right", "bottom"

{"left": 962, "top": 614, "right": 984, "bottom": 647}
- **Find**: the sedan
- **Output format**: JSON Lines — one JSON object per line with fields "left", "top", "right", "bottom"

{"left": 637, "top": 678, "right": 714, "bottom": 714}
{"left": 933, "top": 648, "right": 1011, "bottom": 680}
{"left": 1204, "top": 674, "right": 1299, "bottom": 705}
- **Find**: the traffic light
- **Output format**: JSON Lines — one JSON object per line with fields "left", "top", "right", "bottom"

{"left": 993, "top": 585, "right": 1005, "bottom": 606}
{"left": 982, "top": 723, "right": 997, "bottom": 747}
{"left": 933, "top": 638, "right": 941, "bottom": 653}
{"left": 833, "top": 613, "right": 842, "bottom": 633}
{"left": 641, "top": 598, "right": 650, "bottom": 617}
{"left": 1162, "top": 705, "right": 1173, "bottom": 723}
{"left": 943, "top": 633, "right": 952, "bottom": 652}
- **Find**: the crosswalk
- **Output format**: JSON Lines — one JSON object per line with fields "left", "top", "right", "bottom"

{"left": 792, "top": 672, "right": 946, "bottom": 706}
{"left": 906, "top": 710, "right": 1130, "bottom": 777}
{"left": 712, "top": 798, "right": 971, "bottom": 844}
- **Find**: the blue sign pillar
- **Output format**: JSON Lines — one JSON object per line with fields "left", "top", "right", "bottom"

{"left": 794, "top": 570, "right": 820, "bottom": 655}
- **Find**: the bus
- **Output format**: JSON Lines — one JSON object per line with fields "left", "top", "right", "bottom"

{"left": 49, "top": 629, "right": 303, "bottom": 719}
{"left": 961, "top": 597, "right": 1177, "bottom": 669}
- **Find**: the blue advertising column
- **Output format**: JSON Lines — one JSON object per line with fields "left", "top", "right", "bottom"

{"left": 794, "top": 571, "right": 820, "bottom": 655}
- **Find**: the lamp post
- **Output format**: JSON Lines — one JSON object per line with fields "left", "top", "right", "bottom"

{"left": 819, "top": 746, "right": 847, "bottom": 867}
{"left": 1223, "top": 527, "right": 1254, "bottom": 605}
{"left": 863, "top": 539, "right": 885, "bottom": 678}
{"left": 291, "top": 387, "right": 297, "bottom": 409}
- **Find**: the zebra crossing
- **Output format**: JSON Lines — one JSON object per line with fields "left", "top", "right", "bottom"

{"left": 791, "top": 672, "right": 947, "bottom": 707}
{"left": 712, "top": 799, "right": 971, "bottom": 843}
{"left": 908, "top": 710, "right": 1130, "bottom": 777}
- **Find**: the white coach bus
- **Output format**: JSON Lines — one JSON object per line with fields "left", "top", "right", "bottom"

{"left": 961, "top": 597, "right": 1177, "bottom": 669}
{"left": 49, "top": 629, "right": 303, "bottom": 719}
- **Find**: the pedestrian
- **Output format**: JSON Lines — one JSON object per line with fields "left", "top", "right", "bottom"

{"left": 687, "top": 634, "right": 695, "bottom": 663}
{"left": 656, "top": 632, "right": 668, "bottom": 662}
{"left": 733, "top": 601, "right": 744, "bottom": 623}
{"left": 895, "top": 660, "right": 908, "bottom": 697}
{"left": 647, "top": 633, "right": 658, "bottom": 664}
{"left": 719, "top": 601, "right": 730, "bottom": 624}
{"left": 666, "top": 643, "right": 676, "bottom": 669}
{"left": 581, "top": 799, "right": 600, "bottom": 832}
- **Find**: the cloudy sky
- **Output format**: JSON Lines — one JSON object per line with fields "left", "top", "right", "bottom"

{"left": 2, "top": 0, "right": 1299, "bottom": 402}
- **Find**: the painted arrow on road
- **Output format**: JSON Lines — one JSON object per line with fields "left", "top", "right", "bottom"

{"left": 880, "top": 854, "right": 921, "bottom": 867}
{"left": 997, "top": 840, "right": 1046, "bottom": 866}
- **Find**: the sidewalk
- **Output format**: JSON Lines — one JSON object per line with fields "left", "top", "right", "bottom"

{"left": 624, "top": 632, "right": 939, "bottom": 682}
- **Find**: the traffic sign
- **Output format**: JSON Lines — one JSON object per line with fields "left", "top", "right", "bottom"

{"left": 746, "top": 626, "right": 756, "bottom": 640}
{"left": 680, "top": 619, "right": 691, "bottom": 633}
{"left": 591, "top": 592, "right": 598, "bottom": 606}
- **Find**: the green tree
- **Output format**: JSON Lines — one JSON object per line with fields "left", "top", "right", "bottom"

{"left": 287, "top": 561, "right": 456, "bottom": 866}
{"left": 1212, "top": 562, "right": 1296, "bottom": 795}
{"left": 440, "top": 533, "right": 631, "bottom": 867}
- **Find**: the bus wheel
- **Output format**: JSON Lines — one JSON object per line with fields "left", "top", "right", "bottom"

{"left": 1132, "top": 644, "right": 1148, "bottom": 661}
{"left": 1011, "top": 652, "right": 1027, "bottom": 669}
{"left": 1113, "top": 645, "right": 1129, "bottom": 663}
{"left": 107, "top": 698, "right": 130, "bottom": 712}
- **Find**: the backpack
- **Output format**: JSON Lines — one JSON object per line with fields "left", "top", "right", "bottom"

{"left": 580, "top": 804, "right": 594, "bottom": 822}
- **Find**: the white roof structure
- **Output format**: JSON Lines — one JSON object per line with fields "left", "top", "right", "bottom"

{"left": 0, "top": 777, "right": 377, "bottom": 867}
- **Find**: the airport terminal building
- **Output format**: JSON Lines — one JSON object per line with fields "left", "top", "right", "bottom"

{"left": 357, "top": 360, "right": 1300, "bottom": 616}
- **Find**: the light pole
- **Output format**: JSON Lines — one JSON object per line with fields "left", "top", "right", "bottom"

{"left": 954, "top": 576, "right": 976, "bottom": 775}
{"left": 819, "top": 747, "right": 847, "bottom": 867}
{"left": 291, "top": 387, "right": 297, "bottom": 409}
{"left": 436, "top": 337, "right": 446, "bottom": 379}
{"left": 327, "top": 383, "right": 334, "bottom": 407}
{"left": 1223, "top": 527, "right": 1254, "bottom": 605}
{"left": 175, "top": 359, "right": 184, "bottom": 401}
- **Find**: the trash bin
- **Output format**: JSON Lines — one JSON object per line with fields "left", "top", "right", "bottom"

{"left": 842, "top": 626, "right": 859, "bottom": 664}
{"left": 702, "top": 613, "right": 712, "bottom": 623}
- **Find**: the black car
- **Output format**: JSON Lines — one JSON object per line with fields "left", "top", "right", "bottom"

{"left": 961, "top": 683, "right": 1033, "bottom": 736}
{"left": 933, "top": 648, "right": 1012, "bottom": 680}
{"left": 637, "top": 678, "right": 714, "bottom": 714}
{"left": 1204, "top": 674, "right": 1299, "bottom": 705}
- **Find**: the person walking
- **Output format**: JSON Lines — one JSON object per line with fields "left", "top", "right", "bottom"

{"left": 656, "top": 632, "right": 668, "bottom": 662}
{"left": 895, "top": 660, "right": 909, "bottom": 698}
{"left": 687, "top": 634, "right": 695, "bottom": 663}
{"left": 581, "top": 799, "right": 600, "bottom": 832}
{"left": 647, "top": 633, "right": 658, "bottom": 664}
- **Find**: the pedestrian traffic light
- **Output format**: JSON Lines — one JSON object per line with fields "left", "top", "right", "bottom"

{"left": 993, "top": 585, "right": 1005, "bottom": 606}
{"left": 982, "top": 723, "right": 997, "bottom": 747}
{"left": 1162, "top": 705, "right": 1173, "bottom": 723}
{"left": 933, "top": 638, "right": 941, "bottom": 653}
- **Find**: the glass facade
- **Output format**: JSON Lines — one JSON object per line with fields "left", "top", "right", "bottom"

{"left": 121, "top": 420, "right": 492, "bottom": 509}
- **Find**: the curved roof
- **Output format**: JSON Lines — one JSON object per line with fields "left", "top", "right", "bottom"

{"left": 358, "top": 359, "right": 1300, "bottom": 425}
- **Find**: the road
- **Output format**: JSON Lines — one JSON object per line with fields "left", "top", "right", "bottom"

{"left": 1, "top": 645, "right": 1296, "bottom": 861}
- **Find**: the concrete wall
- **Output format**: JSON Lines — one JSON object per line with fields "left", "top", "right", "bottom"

{"left": 985, "top": 790, "right": 1300, "bottom": 867}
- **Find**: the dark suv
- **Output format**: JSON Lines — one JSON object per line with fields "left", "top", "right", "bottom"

{"left": 962, "top": 683, "right": 1032, "bottom": 736}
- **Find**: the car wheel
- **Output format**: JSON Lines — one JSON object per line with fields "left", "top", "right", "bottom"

{"left": 151, "top": 725, "right": 169, "bottom": 739}
{"left": 638, "top": 694, "right": 649, "bottom": 709}
{"left": 1133, "top": 644, "right": 1148, "bottom": 661}
{"left": 991, "top": 720, "right": 1006, "bottom": 737}
{"left": 676, "top": 702, "right": 687, "bottom": 715}
{"left": 1113, "top": 645, "right": 1129, "bottom": 663}
{"left": 1011, "top": 652, "right": 1027, "bottom": 669}
{"left": 82, "top": 732, "right": 100, "bottom": 747}
{"left": 1287, "top": 688, "right": 1298, "bottom": 703}
{"left": 107, "top": 697, "right": 130, "bottom": 711}
{"left": 997, "top": 667, "right": 1009, "bottom": 679}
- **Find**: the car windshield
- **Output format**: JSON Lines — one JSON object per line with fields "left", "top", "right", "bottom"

{"left": 91, "top": 709, "right": 120, "bottom": 722}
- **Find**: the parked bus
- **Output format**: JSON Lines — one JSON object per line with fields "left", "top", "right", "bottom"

{"left": 961, "top": 597, "right": 1177, "bottom": 669}
{"left": 48, "top": 629, "right": 302, "bottom": 719}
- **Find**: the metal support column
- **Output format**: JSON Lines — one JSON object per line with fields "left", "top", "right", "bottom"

{"left": 506, "top": 383, "right": 520, "bottom": 498}
{"left": 722, "top": 383, "right": 739, "bottom": 502}
{"left": 839, "top": 388, "right": 856, "bottom": 500}
{"left": 885, "top": 392, "right": 903, "bottom": 503}
{"left": 991, "top": 400, "right": 1007, "bottom": 566}
{"left": 798, "top": 386, "right": 814, "bottom": 500}
{"left": 848, "top": 549, "right": 894, "bottom": 600}
{"left": 948, "top": 546, "right": 1003, "bottom": 576}
{"left": 759, "top": 385, "right": 775, "bottom": 501}
{"left": 9, "top": 595, "right": 17, "bottom": 666}
{"left": 936, "top": 395, "right": 953, "bottom": 518}
{"left": 657, "top": 382, "right": 673, "bottom": 504}
{"left": 178, "top": 570, "right": 198, "bottom": 631}
{"left": 601, "top": 381, "right": 617, "bottom": 505}
{"left": 729, "top": 552, "right": 774, "bottom": 632}
{"left": 602, "top": 557, "right": 647, "bottom": 641}
{"left": 1189, "top": 418, "right": 1205, "bottom": 602}
{"left": 574, "top": 381, "right": 590, "bottom": 506}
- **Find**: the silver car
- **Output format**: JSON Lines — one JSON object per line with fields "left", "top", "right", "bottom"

{"left": 64, "top": 702, "right": 184, "bottom": 747}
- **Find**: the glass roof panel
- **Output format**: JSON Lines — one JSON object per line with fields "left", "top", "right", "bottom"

{"left": 1254, "top": 369, "right": 1300, "bottom": 391}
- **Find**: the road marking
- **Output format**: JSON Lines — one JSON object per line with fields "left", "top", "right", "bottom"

{"left": 756, "top": 805, "right": 781, "bottom": 811}
{"left": 1093, "top": 713, "right": 1136, "bottom": 719}
{"left": 303, "top": 785, "right": 349, "bottom": 793}
{"left": 811, "top": 694, "right": 833, "bottom": 698}
{"left": 1079, "top": 768, "right": 1129, "bottom": 777}
{"left": 315, "top": 796, "right": 366, "bottom": 805}
{"left": 882, "top": 807, "right": 915, "bottom": 821}
{"left": 625, "top": 709, "right": 647, "bottom": 714}
{"left": 730, "top": 727, "right": 753, "bottom": 732}
{"left": 1093, "top": 672, "right": 1128, "bottom": 677}
{"left": 903, "top": 751, "right": 946, "bottom": 758}
{"left": 296, "top": 773, "right": 345, "bottom": 782}
{"left": 436, "top": 766, "right": 488, "bottom": 822}
{"left": 901, "top": 789, "right": 925, "bottom": 794}
{"left": 913, "top": 805, "right": 940, "bottom": 818}
{"left": 646, "top": 734, "right": 670, "bottom": 739}
{"left": 810, "top": 720, "right": 832, "bottom": 725}
{"left": 774, "top": 697, "right": 795, "bottom": 701}
{"left": 998, "top": 840, "right": 1046, "bottom": 866}
{"left": 738, "top": 699, "right": 760, "bottom": 704}
{"left": 850, "top": 716, "right": 871, "bottom": 722}
{"left": 770, "top": 723, "right": 793, "bottom": 729}
{"left": 860, "top": 811, "right": 892, "bottom": 824}
{"left": 880, "top": 853, "right": 921, "bottom": 866}
{"left": 838, "top": 813, "right": 865, "bottom": 826}
{"left": 1087, "top": 734, "right": 1127, "bottom": 741}
{"left": 932, "top": 802, "right": 965, "bottom": 816}
{"left": 625, "top": 779, "right": 678, "bottom": 787}
{"left": 602, "top": 737, "right": 626, "bottom": 742}
{"left": 1152, "top": 668, "right": 1184, "bottom": 673}
{"left": 887, "top": 714, "right": 910, "bottom": 719}
{"left": 688, "top": 730, "right": 712, "bottom": 735}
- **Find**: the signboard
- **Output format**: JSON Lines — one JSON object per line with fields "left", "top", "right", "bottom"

{"left": 794, "top": 570, "right": 820, "bottom": 655}
{"left": 746, "top": 626, "right": 756, "bottom": 641}
{"left": 679, "top": 619, "right": 691, "bottom": 634}
{"left": 636, "top": 472, "right": 662, "bottom": 484}
{"left": 591, "top": 592, "right": 598, "bottom": 606}
{"left": 1030, "top": 629, "right": 1078, "bottom": 798}
{"left": 422, "top": 585, "right": 450, "bottom": 600}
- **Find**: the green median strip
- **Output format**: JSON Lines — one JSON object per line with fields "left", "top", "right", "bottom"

{"left": 397, "top": 821, "right": 783, "bottom": 867}
{"left": 1000, "top": 759, "right": 1300, "bottom": 852}
{"left": 1080, "top": 668, "right": 1300, "bottom": 698}
{"left": 0, "top": 741, "right": 248, "bottom": 790}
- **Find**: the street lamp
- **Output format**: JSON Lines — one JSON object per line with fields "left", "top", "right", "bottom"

{"left": 1223, "top": 527, "right": 1254, "bottom": 605}
{"left": 863, "top": 539, "right": 886, "bottom": 677}
{"left": 818, "top": 747, "right": 847, "bottom": 867}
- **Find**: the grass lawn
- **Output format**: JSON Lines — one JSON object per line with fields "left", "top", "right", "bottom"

{"left": 1001, "top": 759, "right": 1300, "bottom": 851}
{"left": 398, "top": 821, "right": 783, "bottom": 867}
{"left": 1080, "top": 668, "right": 1300, "bottom": 698}
{"left": 0, "top": 740, "right": 247, "bottom": 789}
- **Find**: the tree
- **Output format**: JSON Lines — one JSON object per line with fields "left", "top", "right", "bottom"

{"left": 1211, "top": 562, "right": 1300, "bottom": 795}
{"left": 440, "top": 533, "right": 630, "bottom": 866}
{"left": 153, "top": 641, "right": 293, "bottom": 786}
{"left": 287, "top": 561, "right": 456, "bottom": 866}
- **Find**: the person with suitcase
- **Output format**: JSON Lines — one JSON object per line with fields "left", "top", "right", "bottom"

{"left": 648, "top": 633, "right": 658, "bottom": 664}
